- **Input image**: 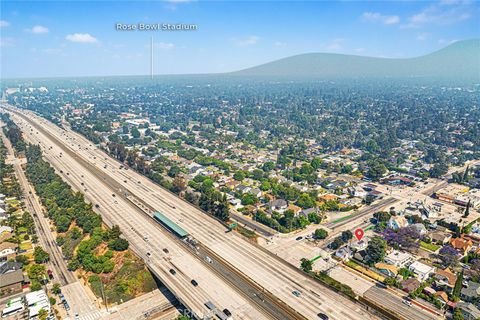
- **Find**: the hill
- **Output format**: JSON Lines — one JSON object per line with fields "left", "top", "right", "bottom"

{"left": 232, "top": 39, "right": 480, "bottom": 79}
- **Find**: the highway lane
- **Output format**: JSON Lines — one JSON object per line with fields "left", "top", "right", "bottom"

{"left": 364, "top": 287, "right": 441, "bottom": 320}
{"left": 7, "top": 107, "right": 381, "bottom": 320}
{"left": 7, "top": 111, "right": 274, "bottom": 320}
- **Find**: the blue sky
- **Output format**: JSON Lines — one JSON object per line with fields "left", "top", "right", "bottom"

{"left": 1, "top": 0, "right": 479, "bottom": 78}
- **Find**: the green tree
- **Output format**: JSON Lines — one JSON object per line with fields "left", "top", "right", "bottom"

{"left": 452, "top": 308, "right": 464, "bottom": 320}
{"left": 314, "top": 228, "right": 328, "bottom": 239}
{"left": 38, "top": 308, "right": 48, "bottom": 320}
{"left": 262, "top": 162, "right": 275, "bottom": 172}
{"left": 108, "top": 238, "right": 129, "bottom": 251}
{"left": 300, "top": 258, "right": 313, "bottom": 272}
{"left": 52, "top": 283, "right": 61, "bottom": 295}
{"left": 341, "top": 231, "right": 353, "bottom": 243}
{"left": 233, "top": 171, "right": 246, "bottom": 181}
{"left": 366, "top": 237, "right": 387, "bottom": 265}
{"left": 296, "top": 193, "right": 316, "bottom": 209}
{"left": 34, "top": 246, "right": 50, "bottom": 264}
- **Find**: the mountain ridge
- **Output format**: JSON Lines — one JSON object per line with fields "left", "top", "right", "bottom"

{"left": 231, "top": 39, "right": 480, "bottom": 79}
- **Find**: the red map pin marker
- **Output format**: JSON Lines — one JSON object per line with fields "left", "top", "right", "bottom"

{"left": 354, "top": 228, "right": 364, "bottom": 241}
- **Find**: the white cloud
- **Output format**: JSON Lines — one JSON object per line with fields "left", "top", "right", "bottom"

{"left": 416, "top": 32, "right": 430, "bottom": 41}
{"left": 402, "top": 1, "right": 472, "bottom": 28}
{"left": 27, "top": 25, "right": 49, "bottom": 34}
{"left": 326, "top": 38, "right": 344, "bottom": 51}
{"left": 274, "top": 41, "right": 287, "bottom": 47}
{"left": 0, "top": 20, "right": 10, "bottom": 28}
{"left": 232, "top": 35, "right": 259, "bottom": 47}
{"left": 65, "top": 33, "right": 98, "bottom": 43}
{"left": 362, "top": 12, "right": 400, "bottom": 25}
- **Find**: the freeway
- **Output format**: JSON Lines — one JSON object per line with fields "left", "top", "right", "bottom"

{"left": 364, "top": 287, "right": 441, "bottom": 320}
{"left": 3, "top": 108, "right": 289, "bottom": 320}
{"left": 3, "top": 106, "right": 382, "bottom": 320}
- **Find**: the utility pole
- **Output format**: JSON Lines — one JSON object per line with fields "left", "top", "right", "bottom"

{"left": 150, "top": 36, "right": 154, "bottom": 80}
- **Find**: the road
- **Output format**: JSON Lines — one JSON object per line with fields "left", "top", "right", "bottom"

{"left": 0, "top": 122, "right": 103, "bottom": 320}
{"left": 364, "top": 287, "right": 441, "bottom": 320}
{"left": 231, "top": 209, "right": 276, "bottom": 237}
{"left": 3, "top": 108, "right": 284, "bottom": 320}
{"left": 3, "top": 105, "right": 381, "bottom": 320}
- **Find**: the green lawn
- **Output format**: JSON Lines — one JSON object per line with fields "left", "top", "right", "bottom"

{"left": 420, "top": 241, "right": 440, "bottom": 252}
{"left": 331, "top": 215, "right": 354, "bottom": 224}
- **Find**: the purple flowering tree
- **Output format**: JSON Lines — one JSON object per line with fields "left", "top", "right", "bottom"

{"left": 382, "top": 226, "right": 420, "bottom": 250}
{"left": 439, "top": 245, "right": 459, "bottom": 268}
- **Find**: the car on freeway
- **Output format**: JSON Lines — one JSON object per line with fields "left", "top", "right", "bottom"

{"left": 402, "top": 300, "right": 412, "bottom": 307}
{"left": 169, "top": 269, "right": 176, "bottom": 275}
{"left": 191, "top": 279, "right": 198, "bottom": 286}
{"left": 95, "top": 204, "right": 100, "bottom": 208}
{"left": 223, "top": 309, "right": 232, "bottom": 317}
{"left": 163, "top": 248, "right": 169, "bottom": 253}
{"left": 317, "top": 313, "right": 329, "bottom": 320}
{"left": 295, "top": 236, "right": 303, "bottom": 241}
{"left": 146, "top": 252, "right": 151, "bottom": 257}
{"left": 292, "top": 290, "right": 301, "bottom": 297}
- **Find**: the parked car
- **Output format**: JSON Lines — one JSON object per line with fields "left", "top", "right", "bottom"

{"left": 317, "top": 313, "right": 329, "bottom": 320}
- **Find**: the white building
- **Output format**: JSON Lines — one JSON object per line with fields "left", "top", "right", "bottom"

{"left": 384, "top": 250, "right": 415, "bottom": 268}
{"left": 409, "top": 261, "right": 436, "bottom": 282}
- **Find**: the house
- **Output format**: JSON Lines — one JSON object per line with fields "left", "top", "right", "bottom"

{"left": 0, "top": 242, "right": 18, "bottom": 261}
{"left": 457, "top": 302, "right": 480, "bottom": 320}
{"left": 434, "top": 291, "right": 449, "bottom": 304}
{"left": 348, "top": 187, "right": 367, "bottom": 198}
{"left": 409, "top": 261, "right": 435, "bottom": 281}
{"left": 388, "top": 216, "right": 409, "bottom": 230}
{"left": 350, "top": 239, "right": 368, "bottom": 251}
{"left": 411, "top": 223, "right": 427, "bottom": 236}
{"left": 401, "top": 278, "right": 421, "bottom": 293}
{"left": 353, "top": 250, "right": 368, "bottom": 263}
{"left": 0, "top": 269, "right": 24, "bottom": 296}
{"left": 248, "top": 188, "right": 262, "bottom": 198}
{"left": 368, "top": 190, "right": 383, "bottom": 200}
{"left": 0, "top": 231, "right": 13, "bottom": 243}
{"left": 335, "top": 247, "right": 353, "bottom": 261}
{"left": 0, "top": 261, "right": 23, "bottom": 275}
{"left": 286, "top": 204, "right": 302, "bottom": 216}
{"left": 375, "top": 263, "right": 398, "bottom": 277}
{"left": 386, "top": 176, "right": 413, "bottom": 186}
{"left": 429, "top": 230, "right": 452, "bottom": 245}
{"left": 461, "top": 281, "right": 480, "bottom": 302}
{"left": 0, "top": 226, "right": 13, "bottom": 234}
{"left": 450, "top": 237, "right": 473, "bottom": 255}
{"left": 319, "top": 194, "right": 338, "bottom": 202}
{"left": 236, "top": 185, "right": 251, "bottom": 194}
{"left": 0, "top": 207, "right": 6, "bottom": 221}
{"left": 384, "top": 250, "right": 415, "bottom": 267}
{"left": 299, "top": 207, "right": 318, "bottom": 217}
{"left": 434, "top": 268, "right": 457, "bottom": 293}
{"left": 268, "top": 199, "right": 288, "bottom": 213}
